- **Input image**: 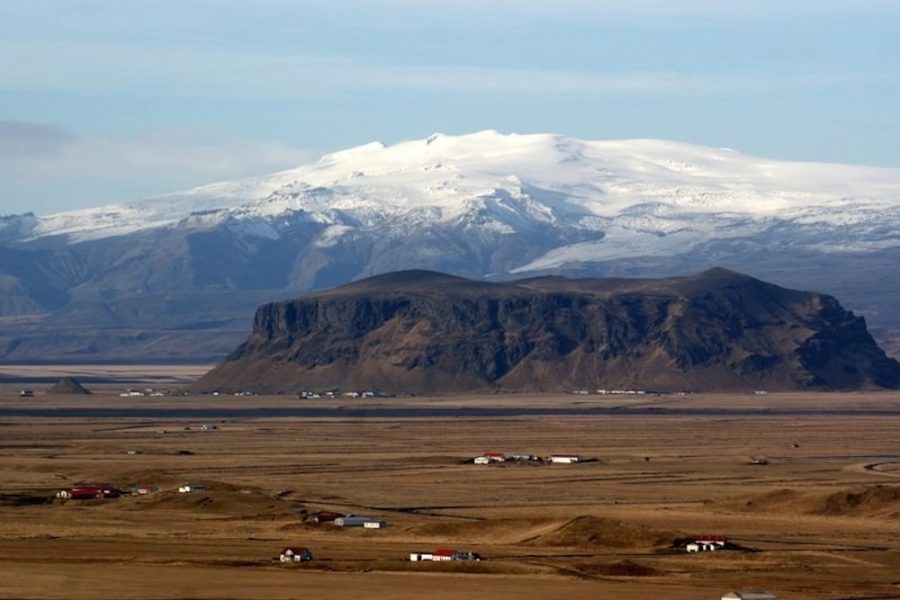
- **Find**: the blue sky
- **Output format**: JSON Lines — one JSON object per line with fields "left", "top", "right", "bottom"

{"left": 1, "top": 0, "right": 898, "bottom": 215}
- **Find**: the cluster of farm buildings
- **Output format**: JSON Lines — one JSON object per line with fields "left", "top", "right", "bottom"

{"left": 56, "top": 483, "right": 198, "bottom": 499}
{"left": 473, "top": 451, "right": 584, "bottom": 464}
{"left": 299, "top": 390, "right": 382, "bottom": 399}
{"left": 571, "top": 388, "right": 652, "bottom": 395}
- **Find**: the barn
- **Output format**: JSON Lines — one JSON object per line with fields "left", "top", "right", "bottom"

{"left": 432, "top": 548, "right": 456, "bottom": 561}
{"left": 334, "top": 516, "right": 387, "bottom": 528}
{"left": 279, "top": 547, "right": 313, "bottom": 562}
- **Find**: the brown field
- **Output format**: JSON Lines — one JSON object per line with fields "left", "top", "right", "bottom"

{"left": 1, "top": 373, "right": 900, "bottom": 599}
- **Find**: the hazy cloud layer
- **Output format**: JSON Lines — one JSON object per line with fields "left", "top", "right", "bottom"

{"left": 0, "top": 120, "right": 78, "bottom": 159}
{"left": 0, "top": 39, "right": 881, "bottom": 100}
{"left": 0, "top": 125, "right": 314, "bottom": 215}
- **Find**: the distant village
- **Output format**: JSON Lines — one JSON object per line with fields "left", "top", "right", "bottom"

{"left": 49, "top": 481, "right": 774, "bottom": 598}
{"left": 8, "top": 377, "right": 787, "bottom": 599}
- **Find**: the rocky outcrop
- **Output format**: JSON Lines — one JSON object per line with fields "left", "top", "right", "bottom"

{"left": 193, "top": 268, "right": 900, "bottom": 394}
{"left": 47, "top": 377, "right": 91, "bottom": 395}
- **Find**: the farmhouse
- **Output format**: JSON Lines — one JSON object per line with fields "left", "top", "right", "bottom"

{"left": 279, "top": 547, "right": 313, "bottom": 562}
{"left": 548, "top": 454, "right": 581, "bottom": 464}
{"left": 721, "top": 592, "right": 778, "bottom": 600}
{"left": 687, "top": 534, "right": 728, "bottom": 552}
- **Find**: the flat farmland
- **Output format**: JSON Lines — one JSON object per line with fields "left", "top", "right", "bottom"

{"left": 1, "top": 385, "right": 900, "bottom": 599}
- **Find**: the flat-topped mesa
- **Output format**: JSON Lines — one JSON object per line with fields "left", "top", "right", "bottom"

{"left": 192, "top": 269, "right": 900, "bottom": 394}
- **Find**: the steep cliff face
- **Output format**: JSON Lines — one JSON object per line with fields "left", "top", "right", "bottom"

{"left": 193, "top": 268, "right": 900, "bottom": 394}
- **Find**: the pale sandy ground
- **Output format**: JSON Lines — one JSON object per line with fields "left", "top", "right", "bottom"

{"left": 0, "top": 364, "right": 212, "bottom": 382}
{"left": 1, "top": 371, "right": 900, "bottom": 599}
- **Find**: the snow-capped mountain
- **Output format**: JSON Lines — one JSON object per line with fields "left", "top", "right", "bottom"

{"left": 17, "top": 130, "right": 900, "bottom": 250}
{"left": 1, "top": 130, "right": 898, "bottom": 362}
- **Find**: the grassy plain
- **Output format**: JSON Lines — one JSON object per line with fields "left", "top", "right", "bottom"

{"left": 1, "top": 372, "right": 899, "bottom": 599}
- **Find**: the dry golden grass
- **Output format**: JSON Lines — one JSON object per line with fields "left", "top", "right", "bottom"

{"left": 1, "top": 383, "right": 900, "bottom": 598}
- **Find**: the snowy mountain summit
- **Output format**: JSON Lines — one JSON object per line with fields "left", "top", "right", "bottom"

{"left": 1, "top": 131, "right": 898, "bottom": 363}
{"left": 22, "top": 130, "right": 900, "bottom": 264}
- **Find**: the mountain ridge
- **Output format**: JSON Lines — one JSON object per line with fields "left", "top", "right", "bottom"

{"left": 1, "top": 131, "right": 898, "bottom": 363}
{"left": 194, "top": 269, "right": 900, "bottom": 394}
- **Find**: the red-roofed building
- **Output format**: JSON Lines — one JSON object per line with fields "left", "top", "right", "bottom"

{"left": 474, "top": 452, "right": 506, "bottom": 464}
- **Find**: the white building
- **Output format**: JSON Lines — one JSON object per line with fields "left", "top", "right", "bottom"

{"left": 363, "top": 520, "right": 387, "bottom": 528}
{"left": 410, "top": 549, "right": 480, "bottom": 562}
{"left": 474, "top": 452, "right": 506, "bottom": 464}
{"left": 409, "top": 552, "right": 435, "bottom": 561}
{"left": 178, "top": 483, "right": 206, "bottom": 493}
{"left": 549, "top": 454, "right": 581, "bottom": 464}
{"left": 280, "top": 547, "right": 313, "bottom": 562}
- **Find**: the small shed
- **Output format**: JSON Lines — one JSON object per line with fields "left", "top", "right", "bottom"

{"left": 280, "top": 547, "right": 313, "bottom": 562}
{"left": 363, "top": 520, "right": 387, "bottom": 529}
{"left": 722, "top": 591, "right": 778, "bottom": 600}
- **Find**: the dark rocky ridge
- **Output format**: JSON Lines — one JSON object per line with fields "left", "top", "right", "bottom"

{"left": 47, "top": 377, "right": 91, "bottom": 395}
{"left": 193, "top": 268, "right": 900, "bottom": 394}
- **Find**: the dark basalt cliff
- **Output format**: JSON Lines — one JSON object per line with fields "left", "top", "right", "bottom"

{"left": 193, "top": 268, "right": 900, "bottom": 393}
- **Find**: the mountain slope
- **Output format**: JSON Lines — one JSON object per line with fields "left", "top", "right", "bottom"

{"left": 193, "top": 269, "right": 900, "bottom": 394}
{"left": 1, "top": 131, "right": 899, "bottom": 363}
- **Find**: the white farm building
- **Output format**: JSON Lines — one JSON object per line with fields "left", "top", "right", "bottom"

{"left": 177, "top": 483, "right": 206, "bottom": 493}
{"left": 548, "top": 454, "right": 581, "bottom": 464}
{"left": 280, "top": 547, "right": 313, "bottom": 562}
